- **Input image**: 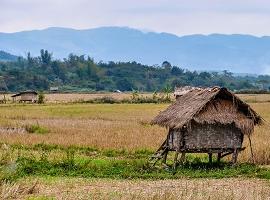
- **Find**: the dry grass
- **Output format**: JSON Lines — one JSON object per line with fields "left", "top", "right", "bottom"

{"left": 239, "top": 102, "right": 270, "bottom": 164}
{"left": 3, "top": 92, "right": 269, "bottom": 103}
{"left": 0, "top": 94, "right": 270, "bottom": 200}
{"left": 45, "top": 93, "right": 141, "bottom": 103}
{"left": 0, "top": 94, "right": 269, "bottom": 163}
{"left": 0, "top": 181, "right": 37, "bottom": 199}
{"left": 0, "top": 104, "right": 167, "bottom": 150}
{"left": 18, "top": 177, "right": 270, "bottom": 200}
{"left": 238, "top": 94, "right": 270, "bottom": 103}
{"left": 3, "top": 92, "right": 155, "bottom": 103}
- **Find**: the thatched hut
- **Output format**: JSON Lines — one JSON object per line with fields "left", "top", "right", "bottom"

{"left": 11, "top": 91, "right": 38, "bottom": 103}
{"left": 151, "top": 87, "right": 262, "bottom": 166}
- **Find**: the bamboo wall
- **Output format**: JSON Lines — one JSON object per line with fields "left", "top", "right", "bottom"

{"left": 168, "top": 122, "right": 243, "bottom": 151}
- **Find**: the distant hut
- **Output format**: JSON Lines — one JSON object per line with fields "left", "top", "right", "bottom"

{"left": 49, "top": 87, "right": 59, "bottom": 93}
{"left": 11, "top": 91, "right": 38, "bottom": 103}
{"left": 151, "top": 87, "right": 262, "bottom": 167}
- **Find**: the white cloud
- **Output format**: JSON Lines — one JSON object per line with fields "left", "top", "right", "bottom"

{"left": 0, "top": 0, "right": 270, "bottom": 35}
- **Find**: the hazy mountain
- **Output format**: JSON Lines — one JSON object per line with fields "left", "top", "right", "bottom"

{"left": 1, "top": 27, "right": 270, "bottom": 74}
{"left": 0, "top": 50, "right": 18, "bottom": 61}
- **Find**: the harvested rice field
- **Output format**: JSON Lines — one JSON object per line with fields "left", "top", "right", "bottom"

{"left": 7, "top": 177, "right": 270, "bottom": 200}
{"left": 0, "top": 93, "right": 269, "bottom": 200}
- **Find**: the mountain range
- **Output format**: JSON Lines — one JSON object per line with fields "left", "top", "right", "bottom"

{"left": 1, "top": 27, "right": 270, "bottom": 74}
{"left": 0, "top": 50, "right": 18, "bottom": 61}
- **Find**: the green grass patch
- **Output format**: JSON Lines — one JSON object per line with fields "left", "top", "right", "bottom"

{"left": 6, "top": 143, "right": 154, "bottom": 159}
{"left": 0, "top": 144, "right": 270, "bottom": 182}
{"left": 25, "top": 124, "right": 49, "bottom": 135}
{"left": 1, "top": 155, "right": 268, "bottom": 181}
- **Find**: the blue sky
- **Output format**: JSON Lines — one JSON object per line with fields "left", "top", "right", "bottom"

{"left": 1, "top": 0, "right": 270, "bottom": 35}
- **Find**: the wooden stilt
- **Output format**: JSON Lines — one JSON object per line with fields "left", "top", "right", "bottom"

{"left": 179, "top": 152, "right": 186, "bottom": 164}
{"left": 173, "top": 152, "right": 179, "bottom": 170}
{"left": 208, "top": 153, "right": 213, "bottom": 164}
{"left": 248, "top": 135, "right": 255, "bottom": 164}
{"left": 217, "top": 153, "right": 221, "bottom": 163}
{"left": 231, "top": 149, "right": 239, "bottom": 165}
{"left": 162, "top": 150, "right": 168, "bottom": 164}
{"left": 149, "top": 141, "right": 168, "bottom": 167}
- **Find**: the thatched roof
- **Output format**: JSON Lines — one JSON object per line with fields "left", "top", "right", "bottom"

{"left": 11, "top": 90, "right": 38, "bottom": 97}
{"left": 151, "top": 87, "right": 262, "bottom": 135}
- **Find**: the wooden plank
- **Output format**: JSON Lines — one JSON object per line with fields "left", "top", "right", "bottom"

{"left": 179, "top": 147, "right": 245, "bottom": 153}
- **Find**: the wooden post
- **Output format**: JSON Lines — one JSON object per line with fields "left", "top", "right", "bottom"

{"left": 173, "top": 151, "right": 179, "bottom": 170}
{"left": 162, "top": 150, "right": 168, "bottom": 164}
{"left": 231, "top": 149, "right": 239, "bottom": 165}
{"left": 217, "top": 153, "right": 221, "bottom": 163}
{"left": 208, "top": 153, "right": 213, "bottom": 164}
{"left": 248, "top": 135, "right": 255, "bottom": 164}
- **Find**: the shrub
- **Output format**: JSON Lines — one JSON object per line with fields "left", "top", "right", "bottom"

{"left": 37, "top": 92, "right": 45, "bottom": 104}
{"left": 74, "top": 93, "right": 173, "bottom": 104}
{"left": 25, "top": 124, "right": 49, "bottom": 135}
{"left": 95, "top": 96, "right": 118, "bottom": 104}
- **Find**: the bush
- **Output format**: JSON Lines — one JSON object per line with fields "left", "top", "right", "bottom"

{"left": 77, "top": 96, "right": 172, "bottom": 104}
{"left": 25, "top": 124, "right": 49, "bottom": 135}
{"left": 95, "top": 96, "right": 119, "bottom": 104}
{"left": 37, "top": 92, "right": 45, "bottom": 104}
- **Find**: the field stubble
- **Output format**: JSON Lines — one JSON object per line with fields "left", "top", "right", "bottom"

{"left": 0, "top": 94, "right": 270, "bottom": 200}
{"left": 0, "top": 94, "right": 269, "bottom": 164}
{"left": 6, "top": 177, "right": 270, "bottom": 200}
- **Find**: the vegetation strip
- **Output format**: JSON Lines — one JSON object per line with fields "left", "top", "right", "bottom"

{"left": 1, "top": 51, "right": 270, "bottom": 92}
{"left": 1, "top": 143, "right": 270, "bottom": 181}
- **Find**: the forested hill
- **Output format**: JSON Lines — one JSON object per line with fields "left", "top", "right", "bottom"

{"left": 1, "top": 27, "right": 270, "bottom": 74}
{"left": 0, "top": 51, "right": 18, "bottom": 62}
{"left": 0, "top": 50, "right": 269, "bottom": 92}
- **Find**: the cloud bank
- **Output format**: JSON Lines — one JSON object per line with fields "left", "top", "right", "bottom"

{"left": 1, "top": 0, "right": 270, "bottom": 36}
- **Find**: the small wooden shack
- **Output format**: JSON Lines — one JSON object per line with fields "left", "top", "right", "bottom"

{"left": 11, "top": 91, "right": 38, "bottom": 103}
{"left": 49, "top": 87, "right": 59, "bottom": 93}
{"left": 151, "top": 87, "right": 262, "bottom": 167}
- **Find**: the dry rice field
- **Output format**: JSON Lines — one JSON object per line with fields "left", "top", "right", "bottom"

{"left": 4, "top": 92, "right": 270, "bottom": 103}
{"left": 4, "top": 92, "right": 154, "bottom": 103}
{"left": 0, "top": 94, "right": 269, "bottom": 163}
{"left": 0, "top": 93, "right": 270, "bottom": 200}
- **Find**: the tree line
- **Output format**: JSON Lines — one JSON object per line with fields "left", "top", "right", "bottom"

{"left": 0, "top": 50, "right": 269, "bottom": 92}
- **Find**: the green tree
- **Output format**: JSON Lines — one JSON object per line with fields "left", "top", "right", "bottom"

{"left": 38, "top": 92, "right": 45, "bottom": 104}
